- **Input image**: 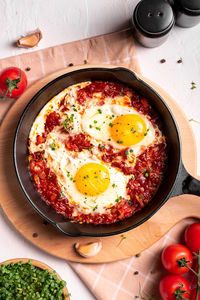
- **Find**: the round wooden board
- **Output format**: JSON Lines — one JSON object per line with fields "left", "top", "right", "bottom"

{"left": 0, "top": 64, "right": 199, "bottom": 264}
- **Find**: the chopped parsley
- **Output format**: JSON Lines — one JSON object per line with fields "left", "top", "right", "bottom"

{"left": 95, "top": 127, "right": 101, "bottom": 131}
{"left": 97, "top": 109, "right": 102, "bottom": 114}
{"left": 49, "top": 142, "right": 56, "bottom": 150}
{"left": 117, "top": 140, "right": 123, "bottom": 144}
{"left": 109, "top": 122, "right": 113, "bottom": 127}
{"left": 73, "top": 106, "right": 78, "bottom": 112}
{"left": 112, "top": 183, "right": 116, "bottom": 188}
{"left": 144, "top": 128, "right": 149, "bottom": 136}
{"left": 125, "top": 150, "right": 129, "bottom": 155}
{"left": 0, "top": 260, "right": 67, "bottom": 299}
{"left": 93, "top": 120, "right": 97, "bottom": 124}
{"left": 117, "top": 234, "right": 127, "bottom": 246}
{"left": 89, "top": 124, "right": 92, "bottom": 128}
{"left": 129, "top": 149, "right": 134, "bottom": 153}
{"left": 132, "top": 175, "right": 135, "bottom": 180}
{"left": 62, "top": 114, "right": 74, "bottom": 132}
{"left": 189, "top": 118, "right": 200, "bottom": 124}
{"left": 115, "top": 196, "right": 122, "bottom": 203}
{"left": 120, "top": 89, "right": 124, "bottom": 96}
{"left": 131, "top": 127, "right": 136, "bottom": 133}
{"left": 89, "top": 146, "right": 93, "bottom": 151}
{"left": 145, "top": 172, "right": 149, "bottom": 177}
{"left": 93, "top": 205, "right": 98, "bottom": 211}
{"left": 59, "top": 191, "right": 65, "bottom": 199}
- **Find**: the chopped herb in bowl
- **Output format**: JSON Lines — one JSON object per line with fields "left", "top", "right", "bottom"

{"left": 0, "top": 258, "right": 70, "bottom": 299}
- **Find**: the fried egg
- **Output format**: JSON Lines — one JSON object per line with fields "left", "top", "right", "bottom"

{"left": 81, "top": 104, "right": 156, "bottom": 155}
{"left": 44, "top": 138, "right": 129, "bottom": 215}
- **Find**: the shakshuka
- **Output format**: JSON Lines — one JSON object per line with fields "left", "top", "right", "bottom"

{"left": 28, "top": 81, "right": 167, "bottom": 224}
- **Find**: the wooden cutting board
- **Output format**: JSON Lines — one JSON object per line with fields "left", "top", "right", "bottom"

{"left": 0, "top": 64, "right": 199, "bottom": 263}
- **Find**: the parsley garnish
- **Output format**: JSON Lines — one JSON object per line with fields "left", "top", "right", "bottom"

{"left": 120, "top": 89, "right": 124, "bottom": 96}
{"left": 49, "top": 142, "right": 56, "bottom": 150}
{"left": 97, "top": 109, "right": 102, "bottom": 114}
{"left": 117, "top": 234, "right": 127, "bottom": 246}
{"left": 93, "top": 205, "right": 98, "bottom": 211}
{"left": 109, "top": 122, "right": 113, "bottom": 127}
{"left": 62, "top": 114, "right": 74, "bottom": 132}
{"left": 115, "top": 196, "right": 122, "bottom": 203}
{"left": 189, "top": 118, "right": 200, "bottom": 124}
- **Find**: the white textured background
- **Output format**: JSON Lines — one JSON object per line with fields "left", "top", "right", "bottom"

{"left": 1, "top": 0, "right": 200, "bottom": 299}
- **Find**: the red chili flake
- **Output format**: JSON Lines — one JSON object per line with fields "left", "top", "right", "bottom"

{"left": 45, "top": 111, "right": 60, "bottom": 133}
{"left": 65, "top": 133, "right": 92, "bottom": 152}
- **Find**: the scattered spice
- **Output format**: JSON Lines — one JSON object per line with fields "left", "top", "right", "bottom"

{"left": 25, "top": 67, "right": 31, "bottom": 71}
{"left": 42, "top": 220, "right": 49, "bottom": 225}
{"left": 135, "top": 253, "right": 141, "bottom": 258}
{"left": 191, "top": 81, "right": 196, "bottom": 90}
{"left": 134, "top": 271, "right": 139, "bottom": 275}
{"left": 177, "top": 58, "right": 182, "bottom": 64}
{"left": 160, "top": 59, "right": 166, "bottom": 64}
{"left": 17, "top": 30, "right": 42, "bottom": 48}
{"left": 32, "top": 232, "right": 38, "bottom": 238}
{"left": 68, "top": 63, "right": 74, "bottom": 67}
{"left": 84, "top": 59, "right": 88, "bottom": 64}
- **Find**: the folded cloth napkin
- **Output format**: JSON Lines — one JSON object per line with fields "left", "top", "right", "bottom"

{"left": 0, "top": 29, "right": 140, "bottom": 122}
{"left": 0, "top": 29, "right": 195, "bottom": 300}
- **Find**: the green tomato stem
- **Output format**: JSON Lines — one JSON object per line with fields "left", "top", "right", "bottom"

{"left": 196, "top": 249, "right": 200, "bottom": 300}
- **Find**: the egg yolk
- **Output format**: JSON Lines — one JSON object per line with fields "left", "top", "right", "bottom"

{"left": 110, "top": 114, "right": 147, "bottom": 146}
{"left": 75, "top": 163, "right": 110, "bottom": 196}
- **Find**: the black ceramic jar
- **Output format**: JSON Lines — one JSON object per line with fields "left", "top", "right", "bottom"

{"left": 174, "top": 0, "right": 200, "bottom": 28}
{"left": 132, "top": 0, "right": 175, "bottom": 48}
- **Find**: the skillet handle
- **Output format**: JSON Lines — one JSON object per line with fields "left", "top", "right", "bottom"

{"left": 170, "top": 161, "right": 200, "bottom": 198}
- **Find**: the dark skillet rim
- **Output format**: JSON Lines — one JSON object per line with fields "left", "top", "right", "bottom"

{"left": 13, "top": 66, "right": 182, "bottom": 237}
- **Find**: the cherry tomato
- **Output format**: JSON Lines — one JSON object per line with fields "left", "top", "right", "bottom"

{"left": 162, "top": 244, "right": 193, "bottom": 274}
{"left": 185, "top": 223, "right": 200, "bottom": 254}
{"left": 0, "top": 67, "right": 27, "bottom": 98}
{"left": 191, "top": 288, "right": 200, "bottom": 300}
{"left": 159, "top": 275, "right": 191, "bottom": 300}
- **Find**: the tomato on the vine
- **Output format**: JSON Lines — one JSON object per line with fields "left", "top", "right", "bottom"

{"left": 161, "top": 244, "right": 193, "bottom": 274}
{"left": 185, "top": 223, "right": 200, "bottom": 254}
{"left": 159, "top": 275, "right": 191, "bottom": 300}
{"left": 0, "top": 67, "right": 27, "bottom": 98}
{"left": 191, "top": 288, "right": 200, "bottom": 300}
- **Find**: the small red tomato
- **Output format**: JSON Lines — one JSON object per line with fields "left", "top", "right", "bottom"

{"left": 185, "top": 223, "right": 200, "bottom": 254}
{"left": 159, "top": 275, "right": 191, "bottom": 300}
{"left": 191, "top": 288, "right": 200, "bottom": 300}
{"left": 161, "top": 243, "right": 193, "bottom": 274}
{"left": 0, "top": 67, "right": 27, "bottom": 98}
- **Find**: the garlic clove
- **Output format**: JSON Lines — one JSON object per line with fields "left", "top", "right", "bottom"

{"left": 17, "top": 30, "right": 42, "bottom": 48}
{"left": 74, "top": 240, "right": 102, "bottom": 258}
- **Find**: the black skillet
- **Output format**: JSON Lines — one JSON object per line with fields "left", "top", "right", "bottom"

{"left": 13, "top": 67, "right": 200, "bottom": 237}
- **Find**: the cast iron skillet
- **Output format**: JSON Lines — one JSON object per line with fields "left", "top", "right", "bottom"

{"left": 13, "top": 67, "right": 200, "bottom": 237}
